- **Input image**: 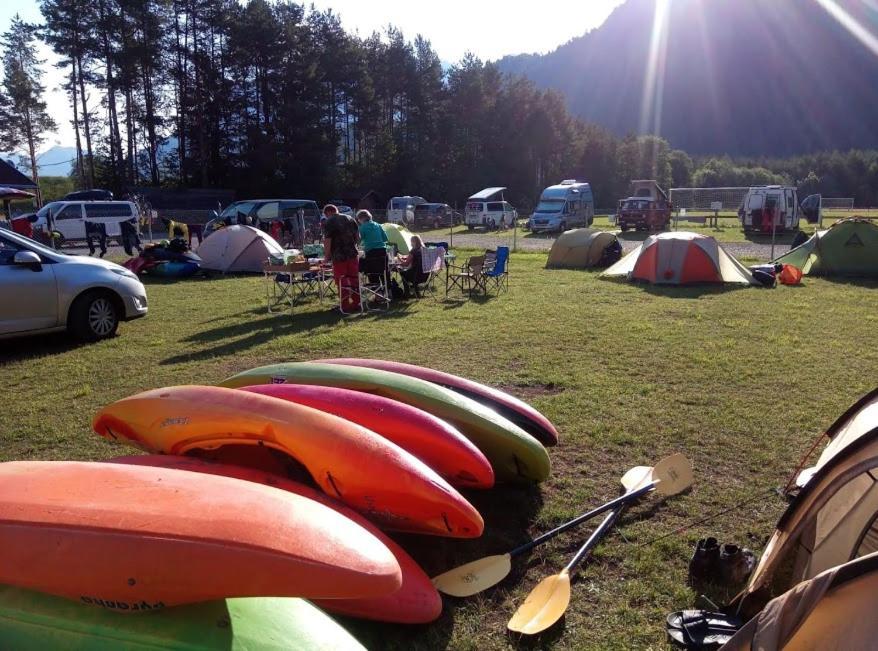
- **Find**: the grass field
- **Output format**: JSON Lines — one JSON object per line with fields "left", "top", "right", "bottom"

{"left": 3, "top": 252, "right": 878, "bottom": 649}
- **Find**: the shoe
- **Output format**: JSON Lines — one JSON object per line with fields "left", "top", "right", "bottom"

{"left": 719, "top": 544, "right": 756, "bottom": 586}
{"left": 688, "top": 537, "right": 720, "bottom": 585}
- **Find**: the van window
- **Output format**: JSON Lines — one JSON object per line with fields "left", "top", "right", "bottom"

{"left": 85, "top": 203, "right": 132, "bottom": 218}
{"left": 391, "top": 199, "right": 407, "bottom": 210}
{"left": 466, "top": 202, "right": 483, "bottom": 212}
{"left": 748, "top": 194, "right": 764, "bottom": 210}
{"left": 55, "top": 204, "right": 82, "bottom": 220}
{"left": 787, "top": 195, "right": 793, "bottom": 209}
{"left": 256, "top": 202, "right": 280, "bottom": 221}
{"left": 486, "top": 202, "right": 504, "bottom": 212}
{"left": 569, "top": 200, "right": 581, "bottom": 211}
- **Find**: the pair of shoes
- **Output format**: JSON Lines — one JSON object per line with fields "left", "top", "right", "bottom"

{"left": 688, "top": 538, "right": 756, "bottom": 587}
{"left": 666, "top": 610, "right": 742, "bottom": 649}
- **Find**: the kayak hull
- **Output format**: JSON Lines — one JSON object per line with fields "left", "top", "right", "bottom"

{"left": 0, "top": 461, "right": 401, "bottom": 607}
{"left": 220, "top": 363, "right": 551, "bottom": 483}
{"left": 93, "top": 385, "right": 483, "bottom": 538}
{"left": 112, "top": 455, "right": 443, "bottom": 624}
{"left": 315, "top": 358, "right": 559, "bottom": 446}
{"left": 240, "top": 384, "right": 494, "bottom": 489}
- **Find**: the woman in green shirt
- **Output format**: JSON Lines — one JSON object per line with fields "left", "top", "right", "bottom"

{"left": 358, "top": 210, "right": 389, "bottom": 283}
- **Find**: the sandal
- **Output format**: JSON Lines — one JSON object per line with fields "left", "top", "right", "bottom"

{"left": 666, "top": 610, "right": 742, "bottom": 650}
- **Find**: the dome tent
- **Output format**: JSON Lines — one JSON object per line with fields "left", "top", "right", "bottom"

{"left": 774, "top": 218, "right": 878, "bottom": 277}
{"left": 546, "top": 229, "right": 621, "bottom": 269}
{"left": 602, "top": 231, "right": 757, "bottom": 285}
{"left": 198, "top": 226, "right": 283, "bottom": 273}
{"left": 381, "top": 222, "right": 414, "bottom": 255}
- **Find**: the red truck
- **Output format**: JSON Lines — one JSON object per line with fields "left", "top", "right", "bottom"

{"left": 616, "top": 180, "right": 673, "bottom": 232}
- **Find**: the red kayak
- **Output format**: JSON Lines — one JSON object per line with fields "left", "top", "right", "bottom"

{"left": 110, "top": 455, "right": 442, "bottom": 624}
{"left": 241, "top": 384, "right": 494, "bottom": 489}
{"left": 0, "top": 461, "right": 401, "bottom": 608}
{"left": 315, "top": 358, "right": 559, "bottom": 446}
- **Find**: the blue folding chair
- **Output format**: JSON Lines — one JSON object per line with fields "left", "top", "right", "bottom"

{"left": 482, "top": 246, "right": 509, "bottom": 293}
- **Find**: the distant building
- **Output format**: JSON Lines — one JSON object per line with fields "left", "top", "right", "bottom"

{"left": 0, "top": 159, "right": 38, "bottom": 191}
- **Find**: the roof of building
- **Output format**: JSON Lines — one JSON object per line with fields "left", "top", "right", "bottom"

{"left": 0, "top": 159, "right": 37, "bottom": 189}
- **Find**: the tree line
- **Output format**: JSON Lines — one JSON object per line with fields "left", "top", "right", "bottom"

{"left": 1, "top": 1, "right": 877, "bottom": 210}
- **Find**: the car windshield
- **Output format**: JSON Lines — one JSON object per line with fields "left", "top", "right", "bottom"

{"left": 37, "top": 202, "right": 63, "bottom": 219}
{"left": 535, "top": 199, "right": 564, "bottom": 213}
{"left": 623, "top": 200, "right": 650, "bottom": 210}
{"left": 220, "top": 201, "right": 256, "bottom": 219}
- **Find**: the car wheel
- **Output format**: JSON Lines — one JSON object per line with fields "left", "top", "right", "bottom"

{"left": 69, "top": 291, "right": 120, "bottom": 341}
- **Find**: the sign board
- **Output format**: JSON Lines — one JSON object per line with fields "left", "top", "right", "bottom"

{"left": 710, "top": 201, "right": 723, "bottom": 211}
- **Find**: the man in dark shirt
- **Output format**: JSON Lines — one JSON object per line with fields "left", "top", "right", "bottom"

{"left": 322, "top": 204, "right": 361, "bottom": 313}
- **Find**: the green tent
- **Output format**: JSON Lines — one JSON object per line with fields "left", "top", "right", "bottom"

{"left": 381, "top": 222, "right": 414, "bottom": 255}
{"left": 775, "top": 219, "right": 878, "bottom": 277}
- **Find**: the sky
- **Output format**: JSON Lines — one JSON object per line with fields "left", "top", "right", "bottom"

{"left": 1, "top": 0, "right": 626, "bottom": 151}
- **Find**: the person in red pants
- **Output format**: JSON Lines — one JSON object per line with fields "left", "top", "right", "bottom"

{"left": 322, "top": 204, "right": 361, "bottom": 313}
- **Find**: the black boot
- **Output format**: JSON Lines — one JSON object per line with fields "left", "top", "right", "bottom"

{"left": 688, "top": 537, "right": 720, "bottom": 585}
{"left": 719, "top": 544, "right": 756, "bottom": 587}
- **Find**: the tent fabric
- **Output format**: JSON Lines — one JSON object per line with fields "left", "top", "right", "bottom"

{"left": 741, "top": 389, "right": 878, "bottom": 613}
{"left": 198, "top": 225, "right": 283, "bottom": 273}
{"left": 602, "top": 231, "right": 757, "bottom": 285}
{"left": 775, "top": 219, "right": 878, "bottom": 277}
{"left": 546, "top": 229, "right": 620, "bottom": 268}
{"left": 382, "top": 223, "right": 414, "bottom": 255}
{"left": 723, "top": 553, "right": 878, "bottom": 651}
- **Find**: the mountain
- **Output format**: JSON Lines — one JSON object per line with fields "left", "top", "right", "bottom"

{"left": 496, "top": 0, "right": 878, "bottom": 156}
{"left": 1, "top": 146, "right": 76, "bottom": 178}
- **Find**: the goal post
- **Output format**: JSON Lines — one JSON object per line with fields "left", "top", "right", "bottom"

{"left": 668, "top": 187, "right": 751, "bottom": 216}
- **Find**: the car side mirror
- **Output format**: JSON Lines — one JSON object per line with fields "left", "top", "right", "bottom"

{"left": 14, "top": 250, "right": 42, "bottom": 271}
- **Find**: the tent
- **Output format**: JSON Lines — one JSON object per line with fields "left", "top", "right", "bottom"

{"left": 197, "top": 225, "right": 283, "bottom": 273}
{"left": 602, "top": 232, "right": 757, "bottom": 285}
{"left": 724, "top": 552, "right": 878, "bottom": 650}
{"left": 734, "top": 388, "right": 878, "bottom": 619}
{"left": 546, "top": 229, "right": 621, "bottom": 269}
{"left": 774, "top": 219, "right": 878, "bottom": 277}
{"left": 382, "top": 222, "right": 414, "bottom": 255}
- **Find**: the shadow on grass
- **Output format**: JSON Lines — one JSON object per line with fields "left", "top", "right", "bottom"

{"left": 0, "top": 331, "right": 83, "bottom": 364}
{"left": 812, "top": 276, "right": 878, "bottom": 289}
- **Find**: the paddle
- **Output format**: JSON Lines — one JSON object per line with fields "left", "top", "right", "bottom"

{"left": 432, "top": 453, "right": 692, "bottom": 597}
{"left": 506, "top": 457, "right": 684, "bottom": 635}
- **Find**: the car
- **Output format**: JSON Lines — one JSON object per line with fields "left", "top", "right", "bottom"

{"left": 62, "top": 189, "right": 114, "bottom": 201}
{"left": 0, "top": 229, "right": 148, "bottom": 341}
{"left": 32, "top": 200, "right": 140, "bottom": 247}
{"left": 387, "top": 196, "right": 427, "bottom": 224}
{"left": 412, "top": 203, "right": 458, "bottom": 229}
{"left": 616, "top": 180, "right": 673, "bottom": 232}
{"left": 530, "top": 180, "right": 595, "bottom": 233}
{"left": 465, "top": 188, "right": 518, "bottom": 230}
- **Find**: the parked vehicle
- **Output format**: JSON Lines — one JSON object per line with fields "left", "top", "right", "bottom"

{"left": 387, "top": 196, "right": 427, "bottom": 225}
{"left": 530, "top": 180, "right": 594, "bottom": 233}
{"left": 206, "top": 199, "right": 321, "bottom": 237}
{"left": 0, "top": 229, "right": 148, "bottom": 341}
{"left": 62, "top": 189, "right": 114, "bottom": 201}
{"left": 412, "top": 203, "right": 458, "bottom": 229}
{"left": 738, "top": 186, "right": 801, "bottom": 234}
{"left": 465, "top": 188, "right": 517, "bottom": 230}
{"left": 32, "top": 201, "right": 140, "bottom": 247}
{"left": 616, "top": 180, "right": 673, "bottom": 232}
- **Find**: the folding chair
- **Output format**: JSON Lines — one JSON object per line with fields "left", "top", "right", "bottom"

{"left": 359, "top": 249, "right": 392, "bottom": 311}
{"left": 411, "top": 246, "right": 445, "bottom": 298}
{"left": 446, "top": 254, "right": 486, "bottom": 297}
{"left": 263, "top": 260, "right": 318, "bottom": 315}
{"left": 482, "top": 246, "right": 509, "bottom": 293}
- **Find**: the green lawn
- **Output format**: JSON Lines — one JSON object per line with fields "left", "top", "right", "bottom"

{"left": 3, "top": 253, "right": 878, "bottom": 649}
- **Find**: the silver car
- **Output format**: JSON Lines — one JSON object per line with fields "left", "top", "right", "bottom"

{"left": 0, "top": 229, "right": 148, "bottom": 341}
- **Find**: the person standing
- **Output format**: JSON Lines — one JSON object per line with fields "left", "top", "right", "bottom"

{"left": 120, "top": 218, "right": 143, "bottom": 256}
{"left": 323, "top": 204, "right": 361, "bottom": 313}
{"left": 85, "top": 220, "right": 108, "bottom": 257}
{"left": 357, "top": 210, "right": 388, "bottom": 283}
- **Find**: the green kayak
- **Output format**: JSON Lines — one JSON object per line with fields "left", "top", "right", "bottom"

{"left": 220, "top": 362, "right": 551, "bottom": 483}
{"left": 0, "top": 586, "right": 365, "bottom": 651}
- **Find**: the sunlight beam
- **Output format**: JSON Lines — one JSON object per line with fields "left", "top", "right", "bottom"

{"left": 815, "top": 0, "right": 878, "bottom": 57}
{"left": 639, "top": 0, "right": 671, "bottom": 136}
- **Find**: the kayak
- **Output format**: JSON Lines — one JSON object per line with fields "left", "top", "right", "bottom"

{"left": 93, "top": 386, "right": 483, "bottom": 538}
{"left": 0, "top": 461, "right": 400, "bottom": 607}
{"left": 219, "top": 363, "right": 551, "bottom": 483}
{"left": 240, "top": 384, "right": 494, "bottom": 489}
{"left": 0, "top": 586, "right": 365, "bottom": 650}
{"left": 314, "top": 358, "right": 559, "bottom": 446}
{"left": 112, "top": 455, "right": 443, "bottom": 624}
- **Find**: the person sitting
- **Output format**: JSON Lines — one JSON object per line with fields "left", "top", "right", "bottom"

{"left": 398, "top": 235, "right": 429, "bottom": 297}
{"left": 357, "top": 210, "right": 389, "bottom": 283}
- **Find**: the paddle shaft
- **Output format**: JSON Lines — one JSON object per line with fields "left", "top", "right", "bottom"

{"left": 564, "top": 507, "right": 624, "bottom": 573}
{"left": 510, "top": 481, "right": 655, "bottom": 558}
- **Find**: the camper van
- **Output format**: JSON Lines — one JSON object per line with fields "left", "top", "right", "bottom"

{"left": 738, "top": 186, "right": 800, "bottom": 234}
{"left": 616, "top": 180, "right": 672, "bottom": 232}
{"left": 32, "top": 201, "right": 140, "bottom": 246}
{"left": 530, "top": 180, "right": 594, "bottom": 233}
{"left": 465, "top": 187, "right": 517, "bottom": 230}
{"left": 387, "top": 196, "right": 427, "bottom": 225}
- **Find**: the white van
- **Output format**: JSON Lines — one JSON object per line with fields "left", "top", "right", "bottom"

{"left": 465, "top": 187, "right": 518, "bottom": 230}
{"left": 387, "top": 196, "right": 426, "bottom": 225}
{"left": 530, "top": 180, "right": 594, "bottom": 233}
{"left": 738, "top": 186, "right": 800, "bottom": 233}
{"left": 33, "top": 201, "right": 140, "bottom": 246}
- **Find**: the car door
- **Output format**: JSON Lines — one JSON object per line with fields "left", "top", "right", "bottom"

{"left": 0, "top": 236, "right": 59, "bottom": 334}
{"left": 53, "top": 203, "right": 85, "bottom": 240}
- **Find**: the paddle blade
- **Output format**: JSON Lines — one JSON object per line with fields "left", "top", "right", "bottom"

{"left": 431, "top": 553, "right": 512, "bottom": 597}
{"left": 507, "top": 571, "right": 571, "bottom": 635}
{"left": 652, "top": 453, "right": 693, "bottom": 495}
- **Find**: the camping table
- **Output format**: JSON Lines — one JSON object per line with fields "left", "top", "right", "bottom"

{"left": 262, "top": 261, "right": 323, "bottom": 315}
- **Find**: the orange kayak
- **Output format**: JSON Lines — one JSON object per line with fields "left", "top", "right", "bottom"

{"left": 93, "top": 386, "right": 483, "bottom": 538}
{"left": 240, "top": 384, "right": 494, "bottom": 489}
{"left": 111, "top": 455, "right": 443, "bottom": 624}
{"left": 0, "top": 461, "right": 401, "bottom": 608}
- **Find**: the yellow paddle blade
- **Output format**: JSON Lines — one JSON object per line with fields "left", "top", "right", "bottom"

{"left": 431, "top": 553, "right": 512, "bottom": 597}
{"left": 620, "top": 454, "right": 692, "bottom": 495}
{"left": 507, "top": 570, "right": 571, "bottom": 635}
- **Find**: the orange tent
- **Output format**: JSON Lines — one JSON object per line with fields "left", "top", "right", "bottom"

{"left": 602, "top": 232, "right": 757, "bottom": 285}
